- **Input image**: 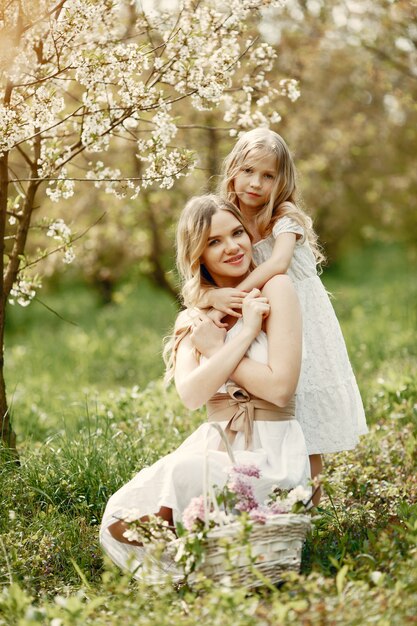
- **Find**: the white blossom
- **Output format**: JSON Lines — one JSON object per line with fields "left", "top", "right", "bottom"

{"left": 0, "top": 0, "right": 298, "bottom": 305}
{"left": 279, "top": 78, "right": 301, "bottom": 102}
{"left": 45, "top": 169, "right": 75, "bottom": 203}
{"left": 370, "top": 571, "right": 384, "bottom": 585}
{"left": 45, "top": 219, "right": 75, "bottom": 265}
{"left": 286, "top": 485, "right": 311, "bottom": 506}
{"left": 63, "top": 248, "right": 76, "bottom": 265}
{"left": 122, "top": 527, "right": 141, "bottom": 543}
{"left": 47, "top": 219, "right": 72, "bottom": 243}
{"left": 9, "top": 278, "right": 39, "bottom": 307}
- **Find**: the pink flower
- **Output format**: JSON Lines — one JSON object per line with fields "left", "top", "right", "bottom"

{"left": 228, "top": 475, "right": 258, "bottom": 512}
{"left": 231, "top": 463, "right": 261, "bottom": 479}
{"left": 182, "top": 495, "right": 206, "bottom": 531}
{"left": 249, "top": 507, "right": 268, "bottom": 524}
{"left": 228, "top": 476, "right": 254, "bottom": 499}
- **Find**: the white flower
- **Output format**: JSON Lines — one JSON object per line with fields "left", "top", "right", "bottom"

{"left": 47, "top": 219, "right": 72, "bottom": 242}
{"left": 9, "top": 278, "right": 38, "bottom": 307}
{"left": 370, "top": 571, "right": 384, "bottom": 585}
{"left": 63, "top": 248, "right": 76, "bottom": 264}
{"left": 174, "top": 540, "right": 186, "bottom": 562}
{"left": 208, "top": 510, "right": 234, "bottom": 525}
{"left": 122, "top": 527, "right": 141, "bottom": 543}
{"left": 287, "top": 485, "right": 311, "bottom": 506}
{"left": 124, "top": 117, "right": 138, "bottom": 130}
{"left": 279, "top": 78, "right": 301, "bottom": 102}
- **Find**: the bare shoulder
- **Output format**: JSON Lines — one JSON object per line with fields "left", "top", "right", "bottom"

{"left": 174, "top": 308, "right": 195, "bottom": 332}
{"left": 173, "top": 309, "right": 194, "bottom": 354}
{"left": 261, "top": 274, "right": 295, "bottom": 298}
{"left": 262, "top": 276, "right": 299, "bottom": 316}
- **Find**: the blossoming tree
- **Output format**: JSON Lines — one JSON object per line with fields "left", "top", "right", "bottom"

{"left": 0, "top": 0, "right": 300, "bottom": 451}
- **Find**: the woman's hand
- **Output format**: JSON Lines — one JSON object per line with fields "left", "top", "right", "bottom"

{"left": 242, "top": 289, "right": 270, "bottom": 336}
{"left": 190, "top": 311, "right": 226, "bottom": 357}
{"left": 207, "top": 287, "right": 247, "bottom": 318}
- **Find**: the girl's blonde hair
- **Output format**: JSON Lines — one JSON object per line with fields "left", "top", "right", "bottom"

{"left": 163, "top": 193, "right": 253, "bottom": 383}
{"left": 218, "top": 128, "right": 325, "bottom": 265}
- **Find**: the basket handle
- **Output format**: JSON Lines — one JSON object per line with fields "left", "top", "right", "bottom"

{"left": 209, "top": 422, "right": 236, "bottom": 464}
{"left": 202, "top": 423, "right": 237, "bottom": 528}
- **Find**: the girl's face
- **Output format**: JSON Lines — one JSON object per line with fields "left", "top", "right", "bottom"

{"left": 233, "top": 150, "right": 277, "bottom": 215}
{"left": 200, "top": 210, "right": 252, "bottom": 287}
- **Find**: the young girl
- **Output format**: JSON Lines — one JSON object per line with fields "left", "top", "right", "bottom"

{"left": 100, "top": 195, "right": 310, "bottom": 580}
{"left": 203, "top": 128, "right": 368, "bottom": 479}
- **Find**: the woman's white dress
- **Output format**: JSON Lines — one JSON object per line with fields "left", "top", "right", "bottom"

{"left": 252, "top": 216, "right": 368, "bottom": 455}
{"left": 100, "top": 322, "right": 310, "bottom": 580}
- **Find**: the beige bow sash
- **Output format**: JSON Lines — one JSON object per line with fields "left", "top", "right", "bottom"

{"left": 206, "top": 383, "right": 295, "bottom": 450}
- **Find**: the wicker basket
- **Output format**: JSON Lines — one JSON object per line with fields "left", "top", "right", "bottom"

{"left": 172, "top": 424, "right": 311, "bottom": 588}
{"left": 192, "top": 512, "right": 311, "bottom": 587}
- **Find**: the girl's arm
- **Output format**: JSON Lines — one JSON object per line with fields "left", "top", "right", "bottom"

{"left": 200, "top": 233, "right": 296, "bottom": 316}
{"left": 229, "top": 274, "right": 302, "bottom": 407}
{"left": 174, "top": 292, "right": 268, "bottom": 409}
{"left": 238, "top": 232, "right": 297, "bottom": 292}
{"left": 196, "top": 287, "right": 247, "bottom": 318}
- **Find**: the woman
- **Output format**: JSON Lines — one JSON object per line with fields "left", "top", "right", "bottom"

{"left": 99, "top": 195, "right": 310, "bottom": 580}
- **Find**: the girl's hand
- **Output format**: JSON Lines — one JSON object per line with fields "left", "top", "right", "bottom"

{"left": 241, "top": 289, "right": 270, "bottom": 336}
{"left": 206, "top": 307, "right": 228, "bottom": 329}
{"left": 207, "top": 288, "right": 247, "bottom": 318}
{"left": 190, "top": 311, "right": 226, "bottom": 357}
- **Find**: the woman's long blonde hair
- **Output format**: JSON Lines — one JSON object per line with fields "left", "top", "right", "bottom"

{"left": 218, "top": 128, "right": 325, "bottom": 266}
{"left": 163, "top": 194, "right": 253, "bottom": 384}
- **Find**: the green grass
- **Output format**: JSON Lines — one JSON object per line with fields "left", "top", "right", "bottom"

{"left": 4, "top": 277, "right": 178, "bottom": 441}
{"left": 323, "top": 244, "right": 416, "bottom": 400}
{"left": 0, "top": 243, "right": 416, "bottom": 625}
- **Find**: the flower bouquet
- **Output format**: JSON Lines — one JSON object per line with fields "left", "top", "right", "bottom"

{"left": 119, "top": 462, "right": 313, "bottom": 588}
{"left": 120, "top": 424, "right": 313, "bottom": 587}
{"left": 170, "top": 463, "right": 312, "bottom": 588}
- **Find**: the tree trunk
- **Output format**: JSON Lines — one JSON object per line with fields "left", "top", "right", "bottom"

{"left": 133, "top": 151, "right": 178, "bottom": 300}
{"left": 146, "top": 201, "right": 179, "bottom": 300}
{"left": 0, "top": 149, "right": 16, "bottom": 454}
{"left": 206, "top": 117, "right": 220, "bottom": 191}
{"left": 93, "top": 271, "right": 115, "bottom": 306}
{"left": 0, "top": 124, "right": 40, "bottom": 455}
{"left": 0, "top": 347, "right": 16, "bottom": 454}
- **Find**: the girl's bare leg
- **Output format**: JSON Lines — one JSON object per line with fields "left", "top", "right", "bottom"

{"left": 108, "top": 506, "right": 174, "bottom": 545}
{"left": 309, "top": 454, "right": 323, "bottom": 506}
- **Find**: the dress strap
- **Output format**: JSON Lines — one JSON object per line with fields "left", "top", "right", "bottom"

{"left": 206, "top": 383, "right": 295, "bottom": 450}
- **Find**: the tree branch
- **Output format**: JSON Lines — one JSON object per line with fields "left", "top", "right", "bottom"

{"left": 8, "top": 164, "right": 190, "bottom": 183}
{"left": 3, "top": 133, "right": 41, "bottom": 297}
{"left": 15, "top": 145, "right": 33, "bottom": 168}
{"left": 19, "top": 1, "right": 67, "bottom": 35}
{"left": 33, "top": 296, "right": 78, "bottom": 326}
{"left": 19, "top": 212, "right": 107, "bottom": 271}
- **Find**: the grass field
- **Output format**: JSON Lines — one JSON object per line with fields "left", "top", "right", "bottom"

{"left": 0, "top": 243, "right": 416, "bottom": 625}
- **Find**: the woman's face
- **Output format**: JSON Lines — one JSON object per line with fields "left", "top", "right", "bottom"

{"left": 200, "top": 210, "right": 252, "bottom": 287}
